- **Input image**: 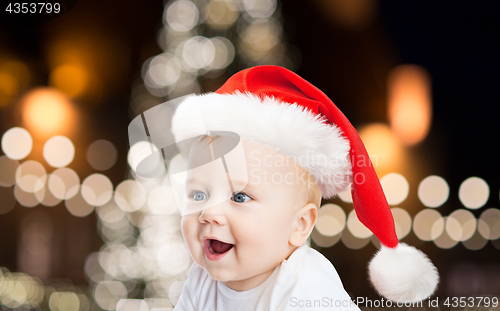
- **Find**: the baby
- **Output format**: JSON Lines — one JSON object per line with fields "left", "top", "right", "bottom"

{"left": 173, "top": 134, "right": 358, "bottom": 310}
{"left": 167, "top": 66, "right": 438, "bottom": 310}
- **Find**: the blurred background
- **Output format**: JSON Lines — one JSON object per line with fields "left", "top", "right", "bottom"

{"left": 0, "top": 0, "right": 499, "bottom": 310}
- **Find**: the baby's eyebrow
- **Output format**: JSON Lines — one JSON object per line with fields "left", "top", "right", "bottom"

{"left": 185, "top": 177, "right": 205, "bottom": 185}
{"left": 186, "top": 175, "right": 253, "bottom": 191}
{"left": 229, "top": 179, "right": 255, "bottom": 190}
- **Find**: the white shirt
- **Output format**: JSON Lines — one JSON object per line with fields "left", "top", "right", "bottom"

{"left": 174, "top": 244, "right": 360, "bottom": 311}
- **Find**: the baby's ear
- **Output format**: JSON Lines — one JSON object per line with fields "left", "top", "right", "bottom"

{"left": 289, "top": 203, "right": 317, "bottom": 247}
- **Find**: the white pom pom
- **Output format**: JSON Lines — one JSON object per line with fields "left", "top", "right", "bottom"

{"left": 368, "top": 243, "right": 439, "bottom": 303}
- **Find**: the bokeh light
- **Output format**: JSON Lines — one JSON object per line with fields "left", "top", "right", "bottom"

{"left": 447, "top": 209, "right": 476, "bottom": 241}
{"left": 418, "top": 175, "right": 449, "bottom": 208}
{"left": 43, "top": 136, "right": 75, "bottom": 168}
{"left": 315, "top": 204, "right": 346, "bottom": 237}
{"left": 391, "top": 207, "right": 412, "bottom": 239}
{"left": 99, "top": 219, "right": 134, "bottom": 244}
{"left": 114, "top": 180, "right": 147, "bottom": 212}
{"left": 146, "top": 185, "right": 178, "bottom": 215}
{"left": 14, "top": 183, "right": 39, "bottom": 207}
{"left": 0, "top": 59, "right": 30, "bottom": 107}
{"left": 81, "top": 174, "right": 113, "bottom": 207}
{"left": 445, "top": 215, "right": 463, "bottom": 242}
{"left": 48, "top": 167, "right": 80, "bottom": 200}
{"left": 478, "top": 208, "right": 500, "bottom": 240}
{"left": 462, "top": 227, "right": 488, "bottom": 251}
{"left": 358, "top": 123, "right": 402, "bottom": 173}
{"left": 128, "top": 141, "right": 164, "bottom": 175}
{"left": 182, "top": 36, "right": 216, "bottom": 69}
{"left": 0, "top": 70, "right": 19, "bottom": 106}
{"left": 310, "top": 227, "right": 341, "bottom": 248}
{"left": 145, "top": 53, "right": 182, "bottom": 90}
{"left": 380, "top": 173, "right": 409, "bottom": 205}
{"left": 98, "top": 243, "right": 136, "bottom": 280}
{"left": 49, "top": 63, "right": 89, "bottom": 97}
{"left": 86, "top": 140, "right": 118, "bottom": 171}
{"left": 35, "top": 179, "right": 62, "bottom": 207}
{"left": 0, "top": 269, "right": 45, "bottom": 309}
{"left": 0, "top": 156, "right": 20, "bottom": 187}
{"left": 209, "top": 37, "right": 235, "bottom": 70}
{"left": 341, "top": 225, "right": 371, "bottom": 249}
{"left": 84, "top": 252, "right": 107, "bottom": 283}
{"left": 337, "top": 185, "right": 353, "bottom": 203}
{"left": 65, "top": 190, "right": 95, "bottom": 217}
{"left": 168, "top": 72, "right": 200, "bottom": 98}
{"left": 156, "top": 242, "right": 191, "bottom": 275}
{"left": 311, "top": 203, "right": 345, "bottom": 248}
{"left": 433, "top": 217, "right": 459, "bottom": 249}
{"left": 165, "top": 0, "right": 199, "bottom": 32}
{"left": 313, "top": 0, "right": 377, "bottom": 29}
{"left": 413, "top": 209, "right": 444, "bottom": 241}
{"left": 387, "top": 64, "right": 432, "bottom": 146}
{"left": 238, "top": 19, "right": 281, "bottom": 62}
{"left": 15, "top": 160, "right": 47, "bottom": 193}
{"left": 1, "top": 127, "right": 33, "bottom": 160}
{"left": 49, "top": 291, "right": 80, "bottom": 311}
{"left": 458, "top": 177, "right": 489, "bottom": 209}
{"left": 93, "top": 281, "right": 127, "bottom": 311}
{"left": 96, "top": 201, "right": 128, "bottom": 227}
{"left": 205, "top": 0, "right": 239, "bottom": 30}
{"left": 347, "top": 209, "right": 372, "bottom": 239}
{"left": 116, "top": 299, "right": 149, "bottom": 311}
{"left": 243, "top": 0, "right": 277, "bottom": 18}
{"left": 21, "top": 88, "right": 74, "bottom": 137}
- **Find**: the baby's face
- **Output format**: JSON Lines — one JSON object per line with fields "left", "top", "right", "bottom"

{"left": 181, "top": 138, "right": 310, "bottom": 291}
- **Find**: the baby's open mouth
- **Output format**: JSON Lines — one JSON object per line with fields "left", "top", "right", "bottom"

{"left": 208, "top": 239, "right": 234, "bottom": 255}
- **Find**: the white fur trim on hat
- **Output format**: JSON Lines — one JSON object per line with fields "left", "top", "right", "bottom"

{"left": 368, "top": 243, "right": 439, "bottom": 302}
{"left": 171, "top": 92, "right": 352, "bottom": 198}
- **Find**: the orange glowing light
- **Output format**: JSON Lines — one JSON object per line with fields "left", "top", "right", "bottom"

{"left": 0, "top": 72, "right": 18, "bottom": 106}
{"left": 49, "top": 63, "right": 89, "bottom": 97}
{"left": 44, "top": 28, "right": 131, "bottom": 104}
{"left": 21, "top": 88, "right": 74, "bottom": 137}
{"left": 388, "top": 65, "right": 432, "bottom": 146}
{"left": 314, "top": 0, "right": 376, "bottom": 29}
{"left": 358, "top": 123, "right": 402, "bottom": 174}
{"left": 0, "top": 59, "right": 30, "bottom": 106}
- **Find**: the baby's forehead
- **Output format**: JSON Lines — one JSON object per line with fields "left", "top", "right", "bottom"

{"left": 239, "top": 140, "right": 301, "bottom": 172}
{"left": 246, "top": 147, "right": 298, "bottom": 173}
{"left": 188, "top": 138, "right": 304, "bottom": 187}
{"left": 187, "top": 137, "right": 298, "bottom": 168}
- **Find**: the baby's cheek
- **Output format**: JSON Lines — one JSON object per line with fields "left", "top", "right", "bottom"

{"left": 180, "top": 217, "right": 196, "bottom": 242}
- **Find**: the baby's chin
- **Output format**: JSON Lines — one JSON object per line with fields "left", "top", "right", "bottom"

{"left": 203, "top": 266, "right": 237, "bottom": 283}
{"left": 200, "top": 263, "right": 253, "bottom": 285}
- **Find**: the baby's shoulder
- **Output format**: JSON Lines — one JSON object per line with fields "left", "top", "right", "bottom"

{"left": 297, "top": 246, "right": 341, "bottom": 276}
{"left": 282, "top": 246, "right": 346, "bottom": 292}
{"left": 272, "top": 246, "right": 358, "bottom": 310}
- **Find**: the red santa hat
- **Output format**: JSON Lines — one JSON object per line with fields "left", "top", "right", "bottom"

{"left": 170, "top": 65, "right": 439, "bottom": 302}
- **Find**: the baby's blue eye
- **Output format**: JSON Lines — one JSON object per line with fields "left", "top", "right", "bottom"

{"left": 232, "top": 192, "right": 251, "bottom": 203}
{"left": 193, "top": 191, "right": 207, "bottom": 201}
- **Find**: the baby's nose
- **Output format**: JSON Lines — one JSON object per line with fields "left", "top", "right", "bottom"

{"left": 198, "top": 201, "right": 228, "bottom": 225}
